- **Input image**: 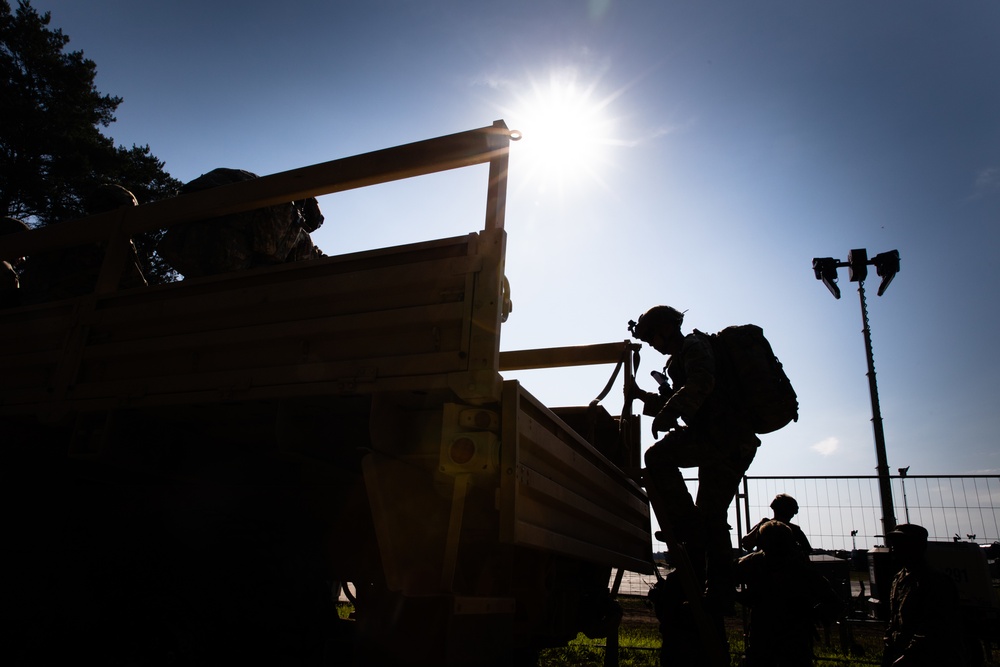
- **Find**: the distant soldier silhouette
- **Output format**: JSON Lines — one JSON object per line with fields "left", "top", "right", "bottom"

{"left": 630, "top": 305, "right": 760, "bottom": 614}
{"left": 736, "top": 521, "right": 842, "bottom": 667}
{"left": 742, "top": 493, "right": 812, "bottom": 560}
{"left": 882, "top": 523, "right": 968, "bottom": 667}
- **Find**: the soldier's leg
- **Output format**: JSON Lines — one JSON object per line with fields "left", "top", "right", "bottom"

{"left": 696, "top": 437, "right": 759, "bottom": 612}
{"left": 643, "top": 429, "right": 700, "bottom": 540}
{"left": 645, "top": 433, "right": 730, "bottom": 666}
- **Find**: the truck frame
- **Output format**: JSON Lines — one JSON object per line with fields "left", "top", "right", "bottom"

{"left": 0, "top": 121, "right": 651, "bottom": 666}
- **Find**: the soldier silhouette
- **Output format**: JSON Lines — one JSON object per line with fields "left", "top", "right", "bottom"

{"left": 736, "top": 521, "right": 842, "bottom": 667}
{"left": 630, "top": 305, "right": 760, "bottom": 615}
{"left": 882, "top": 523, "right": 969, "bottom": 667}
{"left": 742, "top": 493, "right": 812, "bottom": 560}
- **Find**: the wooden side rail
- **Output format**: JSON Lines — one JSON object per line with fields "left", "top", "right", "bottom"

{"left": 0, "top": 233, "right": 506, "bottom": 414}
{"left": 499, "top": 342, "right": 631, "bottom": 371}
{"left": 499, "top": 380, "right": 652, "bottom": 574}
{"left": 0, "top": 121, "right": 512, "bottom": 261}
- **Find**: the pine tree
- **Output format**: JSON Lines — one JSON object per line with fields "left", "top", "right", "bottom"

{"left": 0, "top": 0, "right": 181, "bottom": 283}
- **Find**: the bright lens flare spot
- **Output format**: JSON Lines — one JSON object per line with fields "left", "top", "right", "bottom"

{"left": 507, "top": 70, "right": 618, "bottom": 193}
{"left": 522, "top": 91, "right": 601, "bottom": 167}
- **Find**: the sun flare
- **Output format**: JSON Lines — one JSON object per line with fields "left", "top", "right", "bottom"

{"left": 504, "top": 68, "right": 620, "bottom": 193}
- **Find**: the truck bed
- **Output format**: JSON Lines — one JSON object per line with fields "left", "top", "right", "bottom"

{"left": 0, "top": 121, "right": 650, "bottom": 665}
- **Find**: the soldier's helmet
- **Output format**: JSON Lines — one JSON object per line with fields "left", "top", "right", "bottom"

{"left": 180, "top": 168, "right": 257, "bottom": 193}
{"left": 770, "top": 493, "right": 799, "bottom": 516}
{"left": 628, "top": 305, "right": 685, "bottom": 341}
{"left": 885, "top": 523, "right": 929, "bottom": 550}
{"left": 84, "top": 184, "right": 139, "bottom": 215}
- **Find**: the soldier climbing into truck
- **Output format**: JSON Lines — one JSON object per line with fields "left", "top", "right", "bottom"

{"left": 629, "top": 304, "right": 798, "bottom": 663}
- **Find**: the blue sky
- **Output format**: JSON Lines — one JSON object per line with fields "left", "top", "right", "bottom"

{"left": 32, "top": 0, "right": 1000, "bottom": 480}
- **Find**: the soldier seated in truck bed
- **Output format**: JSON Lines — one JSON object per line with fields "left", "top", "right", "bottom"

{"left": 157, "top": 167, "right": 325, "bottom": 278}
{"left": 1, "top": 216, "right": 29, "bottom": 308}
{"left": 17, "top": 184, "right": 148, "bottom": 304}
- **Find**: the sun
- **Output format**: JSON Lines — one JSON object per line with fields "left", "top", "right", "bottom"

{"left": 503, "top": 68, "right": 621, "bottom": 193}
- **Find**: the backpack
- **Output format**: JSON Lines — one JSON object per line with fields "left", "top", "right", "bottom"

{"left": 706, "top": 324, "right": 798, "bottom": 434}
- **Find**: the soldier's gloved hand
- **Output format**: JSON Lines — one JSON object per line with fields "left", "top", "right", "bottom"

{"left": 651, "top": 408, "right": 680, "bottom": 439}
{"left": 626, "top": 379, "right": 644, "bottom": 402}
{"left": 629, "top": 383, "right": 655, "bottom": 406}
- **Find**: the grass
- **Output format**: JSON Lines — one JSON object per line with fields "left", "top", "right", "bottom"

{"left": 538, "top": 628, "right": 663, "bottom": 667}
{"left": 534, "top": 595, "right": 893, "bottom": 667}
{"left": 334, "top": 597, "right": 958, "bottom": 666}
{"left": 537, "top": 625, "right": 889, "bottom": 667}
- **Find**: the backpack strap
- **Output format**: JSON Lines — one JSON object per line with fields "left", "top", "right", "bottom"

{"left": 590, "top": 341, "right": 640, "bottom": 407}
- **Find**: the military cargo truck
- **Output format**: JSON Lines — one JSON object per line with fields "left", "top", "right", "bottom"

{"left": 0, "top": 121, "right": 651, "bottom": 665}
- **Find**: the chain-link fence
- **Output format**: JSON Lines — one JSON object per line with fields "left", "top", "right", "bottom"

{"left": 644, "top": 473, "right": 999, "bottom": 554}
{"left": 623, "top": 473, "right": 1000, "bottom": 597}
{"left": 738, "top": 474, "right": 1000, "bottom": 552}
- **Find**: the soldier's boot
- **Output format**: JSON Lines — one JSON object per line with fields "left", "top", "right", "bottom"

{"left": 643, "top": 483, "right": 728, "bottom": 667}
{"left": 703, "top": 522, "right": 737, "bottom": 617}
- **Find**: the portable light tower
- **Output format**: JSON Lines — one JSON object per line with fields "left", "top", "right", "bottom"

{"left": 812, "top": 249, "right": 900, "bottom": 537}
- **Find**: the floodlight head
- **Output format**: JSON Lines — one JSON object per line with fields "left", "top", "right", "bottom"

{"left": 848, "top": 248, "right": 868, "bottom": 282}
{"left": 812, "top": 257, "right": 841, "bottom": 299}
{"left": 873, "top": 249, "right": 900, "bottom": 296}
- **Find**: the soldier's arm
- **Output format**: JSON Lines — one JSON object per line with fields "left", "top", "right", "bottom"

{"left": 663, "top": 334, "right": 715, "bottom": 419}
{"left": 790, "top": 523, "right": 813, "bottom": 554}
{"left": 740, "top": 518, "right": 768, "bottom": 551}
{"left": 638, "top": 391, "right": 668, "bottom": 417}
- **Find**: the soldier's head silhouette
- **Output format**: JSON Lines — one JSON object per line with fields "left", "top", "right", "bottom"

{"left": 770, "top": 494, "right": 799, "bottom": 522}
